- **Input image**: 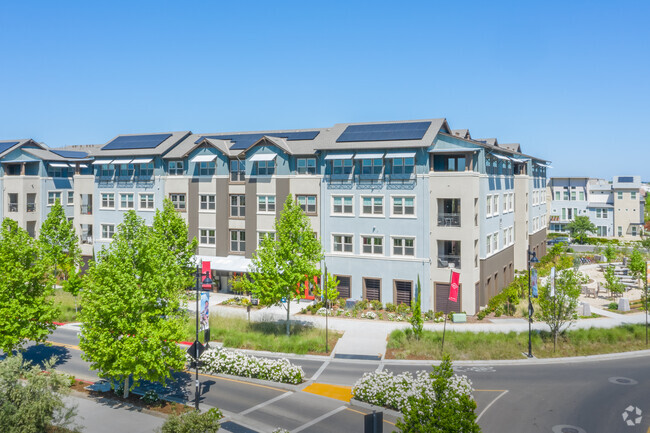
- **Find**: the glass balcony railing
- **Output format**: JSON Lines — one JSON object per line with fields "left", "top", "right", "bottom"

{"left": 26, "top": 203, "right": 36, "bottom": 213}
{"left": 80, "top": 204, "right": 93, "bottom": 215}
{"left": 437, "top": 213, "right": 460, "bottom": 227}
{"left": 8, "top": 203, "right": 18, "bottom": 212}
{"left": 438, "top": 254, "right": 461, "bottom": 269}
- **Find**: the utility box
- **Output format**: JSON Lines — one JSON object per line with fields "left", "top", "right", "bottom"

{"left": 364, "top": 411, "right": 383, "bottom": 433}
{"left": 451, "top": 313, "right": 467, "bottom": 323}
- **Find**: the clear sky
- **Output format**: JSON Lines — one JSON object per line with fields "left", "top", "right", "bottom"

{"left": 1, "top": 1, "right": 648, "bottom": 180}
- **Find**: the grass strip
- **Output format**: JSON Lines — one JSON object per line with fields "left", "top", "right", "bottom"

{"left": 387, "top": 324, "right": 650, "bottom": 360}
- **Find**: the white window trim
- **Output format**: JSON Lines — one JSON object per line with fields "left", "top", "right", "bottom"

{"left": 138, "top": 193, "right": 155, "bottom": 211}
{"left": 390, "top": 235, "right": 416, "bottom": 258}
{"left": 257, "top": 194, "right": 276, "bottom": 215}
{"left": 331, "top": 195, "right": 354, "bottom": 217}
{"left": 119, "top": 193, "right": 135, "bottom": 210}
{"left": 360, "top": 194, "right": 385, "bottom": 218}
{"left": 331, "top": 233, "right": 354, "bottom": 255}
{"left": 67, "top": 191, "right": 74, "bottom": 206}
{"left": 199, "top": 228, "right": 216, "bottom": 246}
{"left": 493, "top": 195, "right": 499, "bottom": 216}
{"left": 360, "top": 234, "right": 385, "bottom": 256}
{"left": 47, "top": 191, "right": 62, "bottom": 206}
{"left": 486, "top": 194, "right": 492, "bottom": 217}
{"left": 389, "top": 194, "right": 416, "bottom": 218}
{"left": 100, "top": 223, "right": 115, "bottom": 240}
{"left": 199, "top": 194, "right": 216, "bottom": 213}
{"left": 100, "top": 193, "right": 115, "bottom": 210}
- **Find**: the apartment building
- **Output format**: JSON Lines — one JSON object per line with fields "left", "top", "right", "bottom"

{"left": 0, "top": 119, "right": 548, "bottom": 313}
{"left": 548, "top": 176, "right": 645, "bottom": 239}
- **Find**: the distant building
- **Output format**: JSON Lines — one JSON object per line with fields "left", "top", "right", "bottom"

{"left": 547, "top": 176, "right": 645, "bottom": 239}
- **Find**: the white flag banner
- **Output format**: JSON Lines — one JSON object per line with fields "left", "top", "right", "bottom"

{"left": 550, "top": 267, "right": 556, "bottom": 297}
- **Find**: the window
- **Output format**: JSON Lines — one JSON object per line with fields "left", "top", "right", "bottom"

{"left": 333, "top": 235, "right": 353, "bottom": 253}
{"left": 7, "top": 193, "right": 18, "bottom": 212}
{"left": 363, "top": 278, "right": 381, "bottom": 301}
{"left": 618, "top": 192, "right": 623, "bottom": 200}
{"left": 631, "top": 191, "right": 637, "bottom": 199}
{"left": 391, "top": 157, "right": 414, "bottom": 176}
{"left": 200, "top": 194, "right": 215, "bottom": 210}
{"left": 26, "top": 193, "right": 36, "bottom": 213}
{"left": 563, "top": 189, "right": 569, "bottom": 200}
{"left": 48, "top": 166, "right": 69, "bottom": 178}
{"left": 579, "top": 191, "right": 585, "bottom": 201}
{"left": 48, "top": 191, "right": 62, "bottom": 206}
{"left": 67, "top": 191, "right": 74, "bottom": 206}
{"left": 169, "top": 161, "right": 184, "bottom": 176}
{"left": 332, "top": 159, "right": 353, "bottom": 175}
{"left": 100, "top": 164, "right": 113, "bottom": 178}
{"left": 230, "top": 195, "right": 246, "bottom": 217}
{"left": 571, "top": 191, "right": 576, "bottom": 201}
{"left": 486, "top": 195, "right": 492, "bottom": 216}
{"left": 230, "top": 230, "right": 246, "bottom": 252}
{"left": 101, "top": 224, "right": 115, "bottom": 240}
{"left": 332, "top": 196, "right": 353, "bottom": 215}
{"left": 256, "top": 160, "right": 275, "bottom": 176}
{"left": 362, "top": 236, "right": 383, "bottom": 255}
{"left": 101, "top": 193, "right": 115, "bottom": 209}
{"left": 199, "top": 161, "right": 216, "bottom": 176}
{"left": 503, "top": 194, "right": 508, "bottom": 212}
{"left": 486, "top": 234, "right": 492, "bottom": 255}
{"left": 362, "top": 196, "right": 383, "bottom": 216}
{"left": 361, "top": 159, "right": 383, "bottom": 176}
{"left": 138, "top": 163, "right": 154, "bottom": 178}
{"left": 297, "top": 195, "right": 317, "bottom": 214}
{"left": 258, "top": 195, "right": 276, "bottom": 213}
{"left": 257, "top": 231, "right": 275, "bottom": 247}
{"left": 503, "top": 229, "right": 507, "bottom": 248}
{"left": 492, "top": 232, "right": 498, "bottom": 252}
{"left": 230, "top": 159, "right": 245, "bottom": 182}
{"left": 438, "top": 198, "right": 460, "bottom": 226}
{"left": 393, "top": 237, "right": 414, "bottom": 256}
{"left": 297, "top": 157, "right": 316, "bottom": 174}
{"left": 509, "top": 193, "right": 514, "bottom": 211}
{"left": 618, "top": 226, "right": 623, "bottom": 236}
{"left": 632, "top": 226, "right": 638, "bottom": 236}
{"left": 555, "top": 191, "right": 560, "bottom": 201}
{"left": 117, "top": 164, "right": 134, "bottom": 179}
{"left": 336, "top": 276, "right": 351, "bottom": 298}
{"left": 508, "top": 227, "right": 513, "bottom": 245}
{"left": 120, "top": 193, "right": 134, "bottom": 209}
{"left": 392, "top": 196, "right": 415, "bottom": 216}
{"left": 493, "top": 195, "right": 499, "bottom": 215}
{"left": 139, "top": 193, "right": 154, "bottom": 210}
{"left": 602, "top": 209, "right": 608, "bottom": 218}
{"left": 199, "top": 229, "right": 215, "bottom": 246}
{"left": 394, "top": 280, "right": 412, "bottom": 306}
{"left": 435, "top": 155, "right": 465, "bottom": 172}
{"left": 170, "top": 193, "right": 186, "bottom": 211}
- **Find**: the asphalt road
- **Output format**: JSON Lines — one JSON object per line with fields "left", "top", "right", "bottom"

{"left": 19, "top": 328, "right": 650, "bottom": 433}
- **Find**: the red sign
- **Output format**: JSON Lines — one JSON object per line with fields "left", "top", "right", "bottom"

{"left": 449, "top": 271, "right": 460, "bottom": 302}
{"left": 201, "top": 261, "right": 212, "bottom": 289}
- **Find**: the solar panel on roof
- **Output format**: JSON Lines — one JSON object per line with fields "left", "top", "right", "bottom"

{"left": 0, "top": 141, "right": 20, "bottom": 154}
{"left": 618, "top": 176, "right": 634, "bottom": 183}
{"left": 51, "top": 149, "right": 88, "bottom": 159}
{"left": 195, "top": 131, "right": 320, "bottom": 150}
{"left": 336, "top": 122, "right": 431, "bottom": 143}
{"left": 102, "top": 134, "right": 172, "bottom": 150}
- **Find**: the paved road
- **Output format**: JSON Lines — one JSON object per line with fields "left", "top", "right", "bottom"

{"left": 23, "top": 328, "right": 650, "bottom": 433}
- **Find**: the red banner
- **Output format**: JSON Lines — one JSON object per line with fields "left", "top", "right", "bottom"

{"left": 449, "top": 271, "right": 460, "bottom": 302}
{"left": 202, "top": 261, "right": 212, "bottom": 289}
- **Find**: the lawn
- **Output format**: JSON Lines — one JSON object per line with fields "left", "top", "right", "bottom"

{"left": 50, "top": 289, "right": 81, "bottom": 323}
{"left": 183, "top": 313, "right": 341, "bottom": 355}
{"left": 387, "top": 324, "right": 650, "bottom": 360}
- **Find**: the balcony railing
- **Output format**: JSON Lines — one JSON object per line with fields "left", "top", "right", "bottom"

{"left": 8, "top": 203, "right": 18, "bottom": 212}
{"left": 81, "top": 204, "right": 92, "bottom": 215}
{"left": 438, "top": 254, "right": 461, "bottom": 269}
{"left": 437, "top": 213, "right": 460, "bottom": 227}
{"left": 80, "top": 235, "right": 93, "bottom": 244}
{"left": 26, "top": 203, "right": 36, "bottom": 213}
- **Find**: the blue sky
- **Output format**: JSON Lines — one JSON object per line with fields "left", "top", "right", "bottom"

{"left": 1, "top": 1, "right": 648, "bottom": 180}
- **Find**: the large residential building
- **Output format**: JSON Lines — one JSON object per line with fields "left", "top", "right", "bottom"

{"left": 0, "top": 119, "right": 549, "bottom": 314}
{"left": 547, "top": 176, "right": 645, "bottom": 239}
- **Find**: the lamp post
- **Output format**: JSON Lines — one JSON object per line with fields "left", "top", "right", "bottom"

{"left": 194, "top": 264, "right": 212, "bottom": 411}
{"left": 527, "top": 249, "right": 539, "bottom": 358}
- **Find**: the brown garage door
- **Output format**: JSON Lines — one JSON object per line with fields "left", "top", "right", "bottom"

{"left": 394, "top": 280, "right": 412, "bottom": 306}
{"left": 435, "top": 282, "right": 461, "bottom": 313}
{"left": 335, "top": 275, "right": 350, "bottom": 299}
{"left": 363, "top": 278, "right": 381, "bottom": 301}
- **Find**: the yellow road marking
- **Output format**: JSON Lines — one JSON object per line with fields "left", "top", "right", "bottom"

{"left": 49, "top": 341, "right": 80, "bottom": 350}
{"left": 345, "top": 408, "right": 396, "bottom": 426}
{"left": 302, "top": 383, "right": 352, "bottom": 402}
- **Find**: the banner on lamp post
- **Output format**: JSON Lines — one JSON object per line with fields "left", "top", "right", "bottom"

{"left": 200, "top": 292, "right": 210, "bottom": 332}
{"left": 201, "top": 261, "right": 212, "bottom": 289}
{"left": 532, "top": 269, "right": 538, "bottom": 298}
{"left": 550, "top": 267, "right": 556, "bottom": 297}
{"left": 449, "top": 271, "right": 460, "bottom": 302}
{"left": 646, "top": 261, "right": 650, "bottom": 286}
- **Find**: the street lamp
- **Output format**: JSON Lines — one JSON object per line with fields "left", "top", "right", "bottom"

{"left": 527, "top": 249, "right": 539, "bottom": 358}
{"left": 194, "top": 265, "right": 212, "bottom": 411}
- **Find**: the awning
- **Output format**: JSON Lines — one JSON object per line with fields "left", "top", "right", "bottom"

{"left": 324, "top": 153, "right": 354, "bottom": 160}
{"left": 509, "top": 157, "right": 529, "bottom": 163}
{"left": 111, "top": 159, "right": 133, "bottom": 165}
{"left": 194, "top": 255, "right": 252, "bottom": 273}
{"left": 353, "top": 152, "right": 385, "bottom": 160}
{"left": 490, "top": 153, "right": 510, "bottom": 161}
{"left": 248, "top": 153, "right": 277, "bottom": 162}
{"left": 130, "top": 158, "right": 153, "bottom": 164}
{"left": 428, "top": 148, "right": 478, "bottom": 153}
{"left": 91, "top": 160, "right": 112, "bottom": 165}
{"left": 191, "top": 154, "right": 217, "bottom": 163}
{"left": 80, "top": 164, "right": 88, "bottom": 168}
{"left": 385, "top": 151, "right": 416, "bottom": 159}
{"left": 535, "top": 162, "right": 553, "bottom": 168}
{"left": 49, "top": 163, "right": 69, "bottom": 168}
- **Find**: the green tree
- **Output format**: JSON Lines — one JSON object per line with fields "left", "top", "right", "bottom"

{"left": 315, "top": 272, "right": 340, "bottom": 306}
{"left": 158, "top": 407, "right": 222, "bottom": 433}
{"left": 80, "top": 207, "right": 196, "bottom": 397}
{"left": 628, "top": 247, "right": 646, "bottom": 289}
{"left": 38, "top": 199, "right": 82, "bottom": 288}
{"left": 603, "top": 243, "right": 618, "bottom": 262}
{"left": 603, "top": 265, "right": 624, "bottom": 296}
{"left": 396, "top": 354, "right": 481, "bottom": 433}
{"left": 538, "top": 269, "right": 587, "bottom": 351}
{"left": 564, "top": 216, "right": 597, "bottom": 244}
{"left": 409, "top": 276, "right": 423, "bottom": 340}
{"left": 0, "top": 354, "right": 79, "bottom": 433}
{"left": 243, "top": 195, "right": 323, "bottom": 336}
{"left": 0, "top": 218, "right": 57, "bottom": 354}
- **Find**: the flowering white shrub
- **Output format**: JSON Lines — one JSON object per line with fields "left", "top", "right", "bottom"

{"left": 190, "top": 348, "right": 305, "bottom": 385}
{"left": 352, "top": 369, "right": 473, "bottom": 412}
{"left": 361, "top": 312, "right": 377, "bottom": 320}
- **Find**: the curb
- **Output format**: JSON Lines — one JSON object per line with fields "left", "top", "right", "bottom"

{"left": 198, "top": 371, "right": 300, "bottom": 391}
{"left": 349, "top": 398, "right": 402, "bottom": 419}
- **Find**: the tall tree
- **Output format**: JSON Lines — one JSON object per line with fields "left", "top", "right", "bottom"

{"left": 243, "top": 195, "right": 323, "bottom": 336}
{"left": 538, "top": 268, "right": 587, "bottom": 351}
{"left": 628, "top": 247, "right": 646, "bottom": 289}
{"left": 409, "top": 276, "right": 423, "bottom": 340}
{"left": 603, "top": 265, "right": 624, "bottom": 296}
{"left": 80, "top": 207, "right": 196, "bottom": 397}
{"left": 564, "top": 216, "right": 597, "bottom": 244}
{"left": 0, "top": 219, "right": 57, "bottom": 354}
{"left": 38, "top": 199, "right": 81, "bottom": 289}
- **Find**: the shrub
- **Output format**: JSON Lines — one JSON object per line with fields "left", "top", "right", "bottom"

{"left": 356, "top": 299, "right": 369, "bottom": 311}
{"left": 196, "top": 348, "right": 304, "bottom": 384}
{"left": 370, "top": 300, "right": 383, "bottom": 311}
{"left": 608, "top": 302, "right": 618, "bottom": 310}
{"left": 140, "top": 390, "right": 160, "bottom": 405}
{"left": 477, "top": 310, "right": 487, "bottom": 320}
{"left": 385, "top": 303, "right": 396, "bottom": 312}
{"left": 159, "top": 407, "right": 223, "bottom": 433}
{"left": 396, "top": 303, "right": 411, "bottom": 316}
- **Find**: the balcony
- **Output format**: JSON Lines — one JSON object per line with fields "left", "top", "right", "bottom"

{"left": 438, "top": 199, "right": 461, "bottom": 227}
{"left": 438, "top": 240, "right": 461, "bottom": 269}
{"left": 26, "top": 203, "right": 36, "bottom": 213}
{"left": 81, "top": 235, "right": 93, "bottom": 244}
{"left": 80, "top": 204, "right": 93, "bottom": 215}
{"left": 8, "top": 203, "right": 18, "bottom": 212}
{"left": 438, "top": 213, "right": 460, "bottom": 227}
{"left": 438, "top": 254, "right": 461, "bottom": 269}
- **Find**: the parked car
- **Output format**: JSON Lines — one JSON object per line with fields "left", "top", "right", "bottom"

{"left": 547, "top": 237, "right": 570, "bottom": 245}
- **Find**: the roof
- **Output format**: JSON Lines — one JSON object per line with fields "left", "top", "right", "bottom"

{"left": 22, "top": 147, "right": 91, "bottom": 162}
{"left": 92, "top": 131, "right": 191, "bottom": 157}
{"left": 0, "top": 139, "right": 45, "bottom": 158}
{"left": 451, "top": 129, "right": 471, "bottom": 139}
{"left": 500, "top": 143, "right": 521, "bottom": 152}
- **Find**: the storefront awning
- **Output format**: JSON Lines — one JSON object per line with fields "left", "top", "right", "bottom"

{"left": 194, "top": 255, "right": 252, "bottom": 273}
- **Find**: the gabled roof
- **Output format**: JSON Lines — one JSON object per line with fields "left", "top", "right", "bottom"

{"left": 500, "top": 143, "right": 521, "bottom": 152}
{"left": 451, "top": 129, "right": 471, "bottom": 139}
{"left": 22, "top": 148, "right": 90, "bottom": 162}
{"left": 475, "top": 137, "right": 498, "bottom": 146}
{"left": 92, "top": 131, "right": 191, "bottom": 157}
{"left": 0, "top": 139, "right": 45, "bottom": 158}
